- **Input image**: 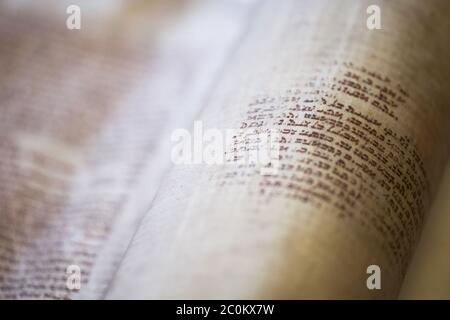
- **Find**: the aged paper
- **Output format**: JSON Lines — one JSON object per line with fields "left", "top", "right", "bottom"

{"left": 107, "top": 0, "right": 450, "bottom": 299}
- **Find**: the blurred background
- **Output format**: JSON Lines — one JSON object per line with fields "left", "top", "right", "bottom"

{"left": 400, "top": 163, "right": 450, "bottom": 299}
